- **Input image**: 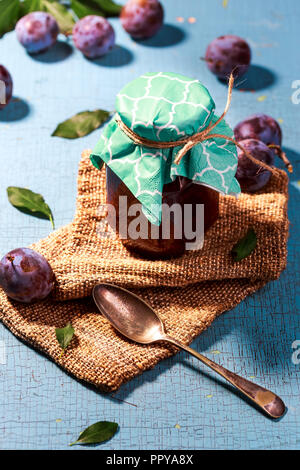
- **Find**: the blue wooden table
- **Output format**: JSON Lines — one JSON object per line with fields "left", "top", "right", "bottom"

{"left": 0, "top": 0, "right": 299, "bottom": 450}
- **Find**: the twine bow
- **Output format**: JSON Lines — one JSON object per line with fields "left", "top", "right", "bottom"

{"left": 116, "top": 74, "right": 292, "bottom": 174}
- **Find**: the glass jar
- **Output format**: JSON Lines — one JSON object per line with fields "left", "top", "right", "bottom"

{"left": 91, "top": 72, "right": 240, "bottom": 258}
{"left": 106, "top": 165, "right": 219, "bottom": 260}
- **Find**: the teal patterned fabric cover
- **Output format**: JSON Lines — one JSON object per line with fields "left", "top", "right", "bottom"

{"left": 91, "top": 72, "right": 240, "bottom": 225}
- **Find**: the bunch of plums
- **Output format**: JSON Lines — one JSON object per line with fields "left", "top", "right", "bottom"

{"left": 234, "top": 114, "right": 283, "bottom": 192}
{"left": 203, "top": 36, "right": 289, "bottom": 192}
{"left": 15, "top": 0, "right": 164, "bottom": 58}
{"left": 0, "top": 248, "right": 54, "bottom": 303}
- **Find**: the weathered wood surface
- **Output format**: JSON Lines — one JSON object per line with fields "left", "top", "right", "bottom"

{"left": 0, "top": 0, "right": 299, "bottom": 450}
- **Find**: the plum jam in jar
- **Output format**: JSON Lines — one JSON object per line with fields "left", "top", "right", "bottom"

{"left": 106, "top": 165, "right": 219, "bottom": 259}
{"left": 90, "top": 72, "right": 240, "bottom": 259}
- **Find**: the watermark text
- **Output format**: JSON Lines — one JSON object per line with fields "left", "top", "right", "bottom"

{"left": 0, "top": 340, "right": 6, "bottom": 365}
{"left": 0, "top": 80, "right": 6, "bottom": 105}
{"left": 291, "top": 80, "right": 300, "bottom": 104}
{"left": 96, "top": 197, "right": 205, "bottom": 251}
{"left": 292, "top": 340, "right": 300, "bottom": 365}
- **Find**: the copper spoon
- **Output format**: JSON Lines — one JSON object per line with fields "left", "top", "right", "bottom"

{"left": 93, "top": 283, "right": 286, "bottom": 419}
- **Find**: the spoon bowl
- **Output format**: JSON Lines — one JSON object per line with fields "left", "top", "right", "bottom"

{"left": 93, "top": 283, "right": 165, "bottom": 344}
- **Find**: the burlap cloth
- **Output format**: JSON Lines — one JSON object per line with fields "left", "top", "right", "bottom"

{"left": 0, "top": 151, "right": 289, "bottom": 391}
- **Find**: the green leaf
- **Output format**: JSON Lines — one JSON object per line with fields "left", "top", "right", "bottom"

{"left": 21, "top": 0, "right": 75, "bottom": 34}
{"left": 22, "top": 0, "right": 46, "bottom": 14}
{"left": 0, "top": 0, "right": 20, "bottom": 38}
{"left": 70, "top": 421, "right": 118, "bottom": 446}
{"left": 55, "top": 323, "right": 75, "bottom": 350}
{"left": 7, "top": 187, "right": 55, "bottom": 229}
{"left": 43, "top": 0, "right": 75, "bottom": 35}
{"left": 89, "top": 0, "right": 122, "bottom": 16}
{"left": 71, "top": 0, "right": 104, "bottom": 19}
{"left": 231, "top": 228, "right": 257, "bottom": 262}
{"left": 52, "top": 109, "right": 111, "bottom": 139}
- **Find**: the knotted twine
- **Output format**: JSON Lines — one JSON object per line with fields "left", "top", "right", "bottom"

{"left": 116, "top": 74, "right": 292, "bottom": 173}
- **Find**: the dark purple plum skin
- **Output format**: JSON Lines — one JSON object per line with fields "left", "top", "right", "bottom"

{"left": 236, "top": 138, "right": 274, "bottom": 192}
{"left": 0, "top": 65, "right": 13, "bottom": 110}
{"left": 234, "top": 113, "right": 282, "bottom": 148}
{"left": 205, "top": 35, "right": 251, "bottom": 80}
{"left": 121, "top": 0, "right": 164, "bottom": 39}
{"left": 73, "top": 16, "right": 115, "bottom": 59}
{"left": 16, "top": 12, "right": 59, "bottom": 54}
{"left": 0, "top": 248, "right": 54, "bottom": 303}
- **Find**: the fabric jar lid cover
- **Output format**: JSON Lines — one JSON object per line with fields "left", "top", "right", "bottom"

{"left": 90, "top": 72, "right": 240, "bottom": 225}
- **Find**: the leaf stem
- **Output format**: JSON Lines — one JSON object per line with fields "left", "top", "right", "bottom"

{"left": 49, "top": 214, "right": 55, "bottom": 230}
{"left": 69, "top": 441, "right": 78, "bottom": 447}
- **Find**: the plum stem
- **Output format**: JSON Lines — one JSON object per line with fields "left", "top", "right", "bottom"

{"left": 7, "top": 255, "right": 17, "bottom": 271}
{"left": 200, "top": 56, "right": 212, "bottom": 63}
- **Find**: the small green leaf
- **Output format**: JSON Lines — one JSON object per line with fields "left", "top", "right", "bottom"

{"left": 231, "top": 228, "right": 257, "bottom": 262}
{"left": 55, "top": 323, "right": 75, "bottom": 350}
{"left": 71, "top": 0, "right": 104, "bottom": 19}
{"left": 89, "top": 0, "right": 122, "bottom": 16}
{"left": 0, "top": 0, "right": 20, "bottom": 38}
{"left": 70, "top": 421, "right": 118, "bottom": 446}
{"left": 43, "top": 0, "right": 75, "bottom": 35}
{"left": 52, "top": 109, "right": 111, "bottom": 139}
{"left": 7, "top": 187, "right": 55, "bottom": 229}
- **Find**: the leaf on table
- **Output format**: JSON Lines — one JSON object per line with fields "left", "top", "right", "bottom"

{"left": 71, "top": 0, "right": 104, "bottom": 19}
{"left": 91, "top": 0, "right": 122, "bottom": 16}
{"left": 55, "top": 323, "right": 75, "bottom": 350}
{"left": 52, "top": 109, "right": 111, "bottom": 139}
{"left": 70, "top": 421, "right": 118, "bottom": 446}
{"left": 231, "top": 228, "right": 257, "bottom": 262}
{"left": 43, "top": 0, "right": 75, "bottom": 35}
{"left": 7, "top": 187, "right": 55, "bottom": 229}
{"left": 0, "top": 0, "right": 20, "bottom": 38}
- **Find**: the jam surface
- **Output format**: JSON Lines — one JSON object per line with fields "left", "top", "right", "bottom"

{"left": 106, "top": 165, "right": 219, "bottom": 259}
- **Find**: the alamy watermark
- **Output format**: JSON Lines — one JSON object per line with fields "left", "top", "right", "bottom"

{"left": 0, "top": 80, "right": 6, "bottom": 105}
{"left": 0, "top": 340, "right": 6, "bottom": 365}
{"left": 96, "top": 196, "right": 205, "bottom": 251}
{"left": 291, "top": 80, "right": 300, "bottom": 104}
{"left": 292, "top": 340, "right": 300, "bottom": 365}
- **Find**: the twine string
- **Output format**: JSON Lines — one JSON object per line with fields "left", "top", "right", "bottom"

{"left": 116, "top": 74, "right": 290, "bottom": 175}
{"left": 268, "top": 144, "right": 293, "bottom": 173}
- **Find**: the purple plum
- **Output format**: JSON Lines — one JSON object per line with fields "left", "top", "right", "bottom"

{"left": 236, "top": 139, "right": 274, "bottom": 192}
{"left": 0, "top": 248, "right": 54, "bottom": 303}
{"left": 234, "top": 113, "right": 282, "bottom": 147}
{"left": 205, "top": 35, "right": 251, "bottom": 80}
{"left": 0, "top": 65, "right": 13, "bottom": 110}
{"left": 72, "top": 16, "right": 115, "bottom": 59}
{"left": 121, "top": 0, "right": 164, "bottom": 39}
{"left": 16, "top": 12, "right": 59, "bottom": 54}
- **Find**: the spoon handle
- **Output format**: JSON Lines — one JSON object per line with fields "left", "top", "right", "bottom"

{"left": 163, "top": 335, "right": 286, "bottom": 419}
